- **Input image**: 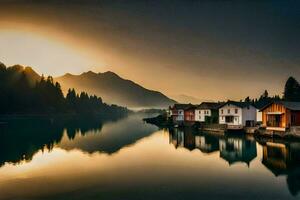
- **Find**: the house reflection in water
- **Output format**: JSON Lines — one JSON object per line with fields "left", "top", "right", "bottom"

{"left": 194, "top": 134, "right": 219, "bottom": 154}
{"left": 169, "top": 128, "right": 219, "bottom": 153}
{"left": 169, "top": 128, "right": 185, "bottom": 149}
{"left": 169, "top": 128, "right": 195, "bottom": 151}
{"left": 168, "top": 129, "right": 257, "bottom": 167}
{"left": 262, "top": 141, "right": 300, "bottom": 196}
{"left": 219, "top": 136, "right": 257, "bottom": 166}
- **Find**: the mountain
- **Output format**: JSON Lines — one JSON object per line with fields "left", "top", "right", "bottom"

{"left": 56, "top": 71, "right": 176, "bottom": 108}
{"left": 0, "top": 63, "right": 41, "bottom": 85}
{"left": 170, "top": 94, "right": 213, "bottom": 104}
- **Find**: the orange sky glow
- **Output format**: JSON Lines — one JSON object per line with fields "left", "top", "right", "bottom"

{"left": 0, "top": 1, "right": 298, "bottom": 102}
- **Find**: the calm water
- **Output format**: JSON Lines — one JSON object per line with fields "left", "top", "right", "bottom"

{"left": 0, "top": 114, "right": 300, "bottom": 200}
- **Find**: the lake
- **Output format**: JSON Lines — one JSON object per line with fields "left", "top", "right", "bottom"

{"left": 0, "top": 114, "right": 299, "bottom": 200}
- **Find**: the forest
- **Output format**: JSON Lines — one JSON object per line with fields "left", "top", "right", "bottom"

{"left": 239, "top": 76, "right": 300, "bottom": 109}
{"left": 0, "top": 63, "right": 129, "bottom": 117}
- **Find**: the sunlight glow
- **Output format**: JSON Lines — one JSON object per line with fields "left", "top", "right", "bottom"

{"left": 0, "top": 30, "right": 98, "bottom": 76}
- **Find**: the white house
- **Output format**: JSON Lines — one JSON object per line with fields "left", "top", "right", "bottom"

{"left": 256, "top": 109, "right": 262, "bottom": 123}
{"left": 219, "top": 101, "right": 257, "bottom": 129}
{"left": 195, "top": 107, "right": 211, "bottom": 122}
{"left": 195, "top": 102, "right": 221, "bottom": 123}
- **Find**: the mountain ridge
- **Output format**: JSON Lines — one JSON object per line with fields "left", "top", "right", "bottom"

{"left": 55, "top": 70, "right": 176, "bottom": 108}
{"left": 0, "top": 62, "right": 176, "bottom": 108}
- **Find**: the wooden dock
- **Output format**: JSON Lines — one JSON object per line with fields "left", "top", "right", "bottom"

{"left": 244, "top": 127, "right": 259, "bottom": 134}
{"left": 200, "top": 124, "right": 227, "bottom": 134}
{"left": 255, "top": 127, "right": 300, "bottom": 140}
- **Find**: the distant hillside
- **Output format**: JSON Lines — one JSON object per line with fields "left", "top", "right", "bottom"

{"left": 0, "top": 63, "right": 130, "bottom": 116}
{"left": 0, "top": 63, "right": 41, "bottom": 85}
{"left": 170, "top": 94, "right": 215, "bottom": 104}
{"left": 55, "top": 71, "right": 176, "bottom": 108}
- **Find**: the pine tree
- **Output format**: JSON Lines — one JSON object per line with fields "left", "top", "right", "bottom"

{"left": 284, "top": 77, "right": 300, "bottom": 101}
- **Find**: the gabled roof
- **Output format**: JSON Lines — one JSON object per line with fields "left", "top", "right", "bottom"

{"left": 197, "top": 102, "right": 223, "bottom": 110}
{"left": 185, "top": 105, "right": 197, "bottom": 111}
{"left": 172, "top": 103, "right": 194, "bottom": 110}
{"left": 219, "top": 100, "right": 253, "bottom": 109}
{"left": 260, "top": 101, "right": 300, "bottom": 111}
{"left": 254, "top": 100, "right": 272, "bottom": 110}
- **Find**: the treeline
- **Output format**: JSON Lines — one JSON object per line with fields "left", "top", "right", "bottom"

{"left": 0, "top": 63, "right": 129, "bottom": 116}
{"left": 241, "top": 76, "right": 300, "bottom": 108}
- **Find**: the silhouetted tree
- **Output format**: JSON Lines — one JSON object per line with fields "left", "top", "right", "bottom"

{"left": 284, "top": 77, "right": 300, "bottom": 101}
{"left": 260, "top": 90, "right": 269, "bottom": 99}
{"left": 0, "top": 64, "right": 129, "bottom": 117}
{"left": 244, "top": 96, "right": 250, "bottom": 103}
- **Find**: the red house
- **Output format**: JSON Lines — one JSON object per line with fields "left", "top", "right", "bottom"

{"left": 184, "top": 105, "right": 196, "bottom": 122}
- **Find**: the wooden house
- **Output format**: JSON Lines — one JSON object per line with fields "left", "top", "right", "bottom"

{"left": 169, "top": 104, "right": 191, "bottom": 124}
{"left": 184, "top": 105, "right": 196, "bottom": 122}
{"left": 260, "top": 101, "right": 300, "bottom": 131}
{"left": 219, "top": 101, "right": 257, "bottom": 130}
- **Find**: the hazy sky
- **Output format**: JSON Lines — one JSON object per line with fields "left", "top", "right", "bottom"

{"left": 0, "top": 0, "right": 299, "bottom": 101}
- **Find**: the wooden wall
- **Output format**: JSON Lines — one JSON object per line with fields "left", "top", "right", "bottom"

{"left": 184, "top": 109, "right": 195, "bottom": 121}
{"left": 262, "top": 103, "right": 289, "bottom": 128}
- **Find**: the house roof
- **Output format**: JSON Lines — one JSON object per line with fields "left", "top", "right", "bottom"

{"left": 253, "top": 100, "right": 272, "bottom": 110}
{"left": 282, "top": 101, "right": 300, "bottom": 111}
{"left": 197, "top": 102, "right": 223, "bottom": 110}
{"left": 260, "top": 101, "right": 300, "bottom": 111}
{"left": 219, "top": 100, "right": 253, "bottom": 109}
{"left": 172, "top": 103, "right": 195, "bottom": 110}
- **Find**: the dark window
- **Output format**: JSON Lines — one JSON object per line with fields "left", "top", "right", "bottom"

{"left": 225, "top": 116, "right": 234, "bottom": 123}
{"left": 235, "top": 109, "right": 238, "bottom": 114}
{"left": 267, "top": 115, "right": 281, "bottom": 127}
{"left": 291, "top": 114, "right": 296, "bottom": 126}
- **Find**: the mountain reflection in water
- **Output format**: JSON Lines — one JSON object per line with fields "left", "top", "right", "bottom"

{"left": 0, "top": 114, "right": 158, "bottom": 167}
{"left": 0, "top": 115, "right": 300, "bottom": 200}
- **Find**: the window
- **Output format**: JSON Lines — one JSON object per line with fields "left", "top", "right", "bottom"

{"left": 199, "top": 110, "right": 201, "bottom": 114}
{"left": 221, "top": 109, "right": 223, "bottom": 114}
{"left": 227, "top": 109, "right": 230, "bottom": 114}
{"left": 292, "top": 114, "right": 296, "bottom": 125}
{"left": 225, "top": 116, "right": 234, "bottom": 123}
{"left": 235, "top": 109, "right": 238, "bottom": 114}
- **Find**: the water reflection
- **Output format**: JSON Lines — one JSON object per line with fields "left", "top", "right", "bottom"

{"left": 0, "top": 114, "right": 158, "bottom": 167}
{"left": 1, "top": 116, "right": 300, "bottom": 199}
{"left": 219, "top": 136, "right": 257, "bottom": 166}
{"left": 58, "top": 114, "right": 158, "bottom": 154}
{"left": 169, "top": 128, "right": 257, "bottom": 166}
{"left": 195, "top": 134, "right": 219, "bottom": 153}
{"left": 259, "top": 139, "right": 300, "bottom": 196}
